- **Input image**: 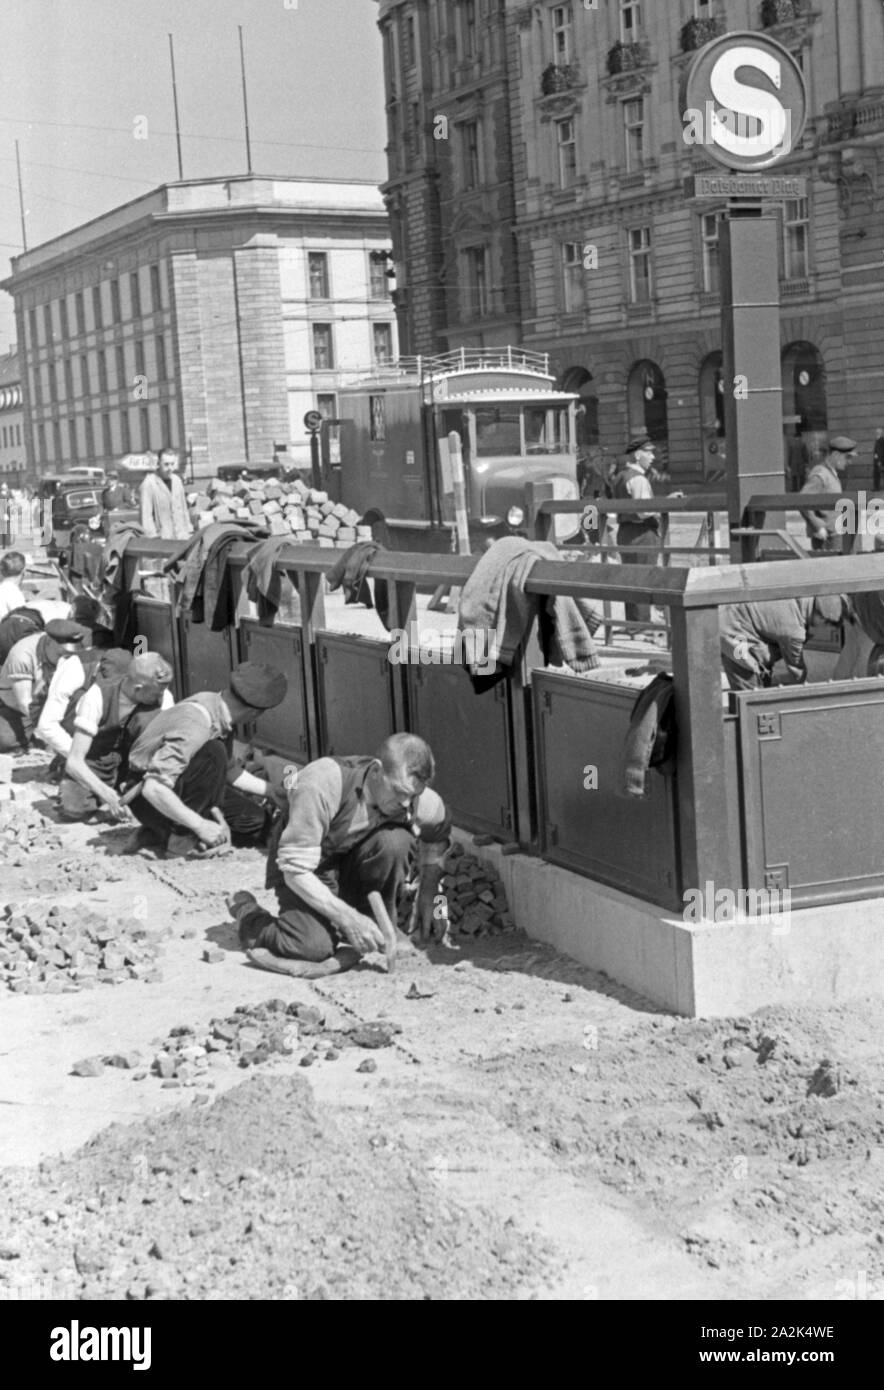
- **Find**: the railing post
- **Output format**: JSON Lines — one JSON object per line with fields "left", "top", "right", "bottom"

{"left": 509, "top": 617, "right": 543, "bottom": 852}
{"left": 388, "top": 577, "right": 417, "bottom": 730}
{"left": 296, "top": 566, "right": 326, "bottom": 760}
{"left": 670, "top": 603, "right": 740, "bottom": 902}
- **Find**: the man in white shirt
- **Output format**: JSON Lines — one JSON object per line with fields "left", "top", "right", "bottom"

{"left": 0, "top": 620, "right": 89, "bottom": 752}
{"left": 37, "top": 646, "right": 135, "bottom": 762}
{"left": 0, "top": 552, "right": 27, "bottom": 622}
{"left": 59, "top": 652, "right": 174, "bottom": 821}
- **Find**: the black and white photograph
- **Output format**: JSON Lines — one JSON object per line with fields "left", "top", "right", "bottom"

{"left": 0, "top": 0, "right": 881, "bottom": 1349}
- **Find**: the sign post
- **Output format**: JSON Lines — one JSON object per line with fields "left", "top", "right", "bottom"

{"left": 304, "top": 409, "right": 323, "bottom": 492}
{"left": 681, "top": 32, "right": 808, "bottom": 561}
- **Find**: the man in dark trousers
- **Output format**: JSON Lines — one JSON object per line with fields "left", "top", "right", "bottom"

{"left": 124, "top": 661, "right": 287, "bottom": 857}
{"left": 614, "top": 435, "right": 661, "bottom": 628}
{"left": 800, "top": 435, "right": 856, "bottom": 550}
{"left": 720, "top": 595, "right": 845, "bottom": 690}
{"left": 229, "top": 733, "right": 451, "bottom": 979}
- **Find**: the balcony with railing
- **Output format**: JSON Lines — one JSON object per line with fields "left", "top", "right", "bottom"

{"left": 606, "top": 40, "right": 652, "bottom": 76}
{"left": 680, "top": 16, "right": 725, "bottom": 52}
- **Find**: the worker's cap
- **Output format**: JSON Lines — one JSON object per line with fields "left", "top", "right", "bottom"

{"left": 229, "top": 661, "right": 287, "bottom": 710}
{"left": 830, "top": 436, "right": 858, "bottom": 454}
{"left": 626, "top": 435, "right": 653, "bottom": 454}
{"left": 45, "top": 619, "right": 88, "bottom": 645}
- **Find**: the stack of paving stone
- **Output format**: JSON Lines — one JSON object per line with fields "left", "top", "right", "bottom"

{"left": 0, "top": 901, "right": 165, "bottom": 994}
{"left": 188, "top": 478, "right": 371, "bottom": 549}
{"left": 439, "top": 843, "right": 514, "bottom": 939}
{"left": 0, "top": 801, "right": 64, "bottom": 865}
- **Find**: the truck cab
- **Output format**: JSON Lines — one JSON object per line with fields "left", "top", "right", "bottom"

{"left": 335, "top": 348, "right": 581, "bottom": 548}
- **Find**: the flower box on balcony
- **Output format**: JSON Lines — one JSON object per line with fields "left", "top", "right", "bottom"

{"left": 680, "top": 16, "right": 725, "bottom": 52}
{"left": 540, "top": 62, "right": 580, "bottom": 95}
{"left": 761, "top": 0, "right": 802, "bottom": 27}
{"left": 606, "top": 41, "right": 650, "bottom": 76}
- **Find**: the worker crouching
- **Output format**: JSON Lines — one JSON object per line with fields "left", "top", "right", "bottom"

{"left": 124, "top": 661, "right": 287, "bottom": 858}
{"left": 229, "top": 733, "right": 451, "bottom": 979}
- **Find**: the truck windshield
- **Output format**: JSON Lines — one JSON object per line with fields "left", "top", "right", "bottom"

{"left": 474, "top": 407, "right": 521, "bottom": 457}
{"left": 525, "top": 405, "right": 570, "bottom": 454}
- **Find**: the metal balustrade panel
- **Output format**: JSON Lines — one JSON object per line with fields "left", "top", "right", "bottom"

{"left": 407, "top": 664, "right": 515, "bottom": 838}
{"left": 316, "top": 633, "right": 396, "bottom": 756}
{"left": 132, "top": 598, "right": 182, "bottom": 698}
{"left": 179, "top": 615, "right": 233, "bottom": 697}
{"left": 737, "top": 679, "right": 884, "bottom": 907}
{"left": 239, "top": 620, "right": 310, "bottom": 762}
{"left": 533, "top": 671, "right": 682, "bottom": 910}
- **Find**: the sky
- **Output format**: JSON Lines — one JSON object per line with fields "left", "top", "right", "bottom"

{"left": 0, "top": 0, "right": 388, "bottom": 348}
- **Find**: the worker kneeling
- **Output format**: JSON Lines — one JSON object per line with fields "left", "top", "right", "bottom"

{"left": 230, "top": 733, "right": 451, "bottom": 979}
{"left": 60, "top": 652, "right": 175, "bottom": 820}
{"left": 124, "top": 661, "right": 288, "bottom": 858}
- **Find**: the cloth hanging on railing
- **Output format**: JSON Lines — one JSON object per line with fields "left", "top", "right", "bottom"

{"left": 164, "top": 522, "right": 267, "bottom": 629}
{"left": 326, "top": 542, "right": 391, "bottom": 632}
{"left": 621, "top": 672, "right": 676, "bottom": 799}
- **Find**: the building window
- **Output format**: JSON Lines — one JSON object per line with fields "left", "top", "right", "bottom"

{"left": 552, "top": 4, "right": 573, "bottom": 64}
{"left": 63, "top": 358, "right": 74, "bottom": 400}
{"left": 404, "top": 12, "right": 416, "bottom": 68}
{"left": 783, "top": 197, "right": 809, "bottom": 279}
{"left": 43, "top": 304, "right": 53, "bottom": 343}
{"left": 130, "top": 272, "right": 142, "bottom": 320}
{"left": 52, "top": 421, "right": 62, "bottom": 462}
{"left": 160, "top": 402, "right": 171, "bottom": 445}
{"left": 80, "top": 355, "right": 90, "bottom": 396}
{"left": 59, "top": 298, "right": 69, "bottom": 341}
{"left": 156, "top": 334, "right": 167, "bottom": 380}
{"left": 134, "top": 340, "right": 146, "bottom": 378}
{"left": 629, "top": 226, "right": 653, "bottom": 303}
{"left": 562, "top": 242, "right": 585, "bottom": 313}
{"left": 460, "top": 120, "right": 481, "bottom": 189}
{"left": 68, "top": 418, "right": 78, "bottom": 462}
{"left": 373, "top": 323, "right": 394, "bottom": 365}
{"left": 693, "top": 0, "right": 713, "bottom": 15}
{"left": 312, "top": 324, "right": 334, "bottom": 370}
{"left": 92, "top": 285, "right": 103, "bottom": 330}
{"left": 28, "top": 308, "right": 38, "bottom": 350}
{"left": 48, "top": 362, "right": 58, "bottom": 402}
{"left": 150, "top": 264, "right": 162, "bottom": 312}
{"left": 120, "top": 410, "right": 131, "bottom": 454}
{"left": 556, "top": 118, "right": 577, "bottom": 188}
{"left": 370, "top": 395, "right": 387, "bottom": 442}
{"left": 701, "top": 212, "right": 720, "bottom": 294}
{"left": 461, "top": 0, "right": 477, "bottom": 58}
{"left": 624, "top": 98, "right": 645, "bottom": 172}
{"left": 308, "top": 252, "right": 330, "bottom": 299}
{"left": 102, "top": 413, "right": 112, "bottom": 457}
{"left": 115, "top": 345, "right": 126, "bottom": 393}
{"left": 317, "top": 393, "right": 337, "bottom": 420}
{"left": 32, "top": 368, "right": 42, "bottom": 408}
{"left": 620, "top": 0, "right": 643, "bottom": 41}
{"left": 85, "top": 416, "right": 95, "bottom": 457}
{"left": 110, "top": 279, "right": 121, "bottom": 324}
{"left": 75, "top": 291, "right": 85, "bottom": 336}
{"left": 140, "top": 406, "right": 150, "bottom": 452}
{"left": 369, "top": 251, "right": 390, "bottom": 299}
{"left": 97, "top": 349, "right": 108, "bottom": 393}
{"left": 464, "top": 246, "right": 490, "bottom": 318}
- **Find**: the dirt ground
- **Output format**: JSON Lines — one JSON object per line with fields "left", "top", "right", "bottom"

{"left": 1, "top": 751, "right": 883, "bottom": 1302}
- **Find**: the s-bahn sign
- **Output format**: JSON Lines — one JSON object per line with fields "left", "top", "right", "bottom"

{"left": 681, "top": 31, "right": 807, "bottom": 173}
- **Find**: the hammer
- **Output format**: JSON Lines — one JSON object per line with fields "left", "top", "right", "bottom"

{"left": 367, "top": 891, "right": 398, "bottom": 974}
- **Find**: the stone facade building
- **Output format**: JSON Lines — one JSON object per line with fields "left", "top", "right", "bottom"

{"left": 1, "top": 177, "right": 396, "bottom": 479}
{"left": 376, "top": 0, "right": 884, "bottom": 483}
{"left": 0, "top": 349, "right": 26, "bottom": 483}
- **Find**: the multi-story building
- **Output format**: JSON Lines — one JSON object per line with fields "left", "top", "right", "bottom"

{"left": 377, "top": 0, "right": 884, "bottom": 484}
{"left": 1, "top": 176, "right": 397, "bottom": 479}
{"left": 0, "top": 349, "right": 26, "bottom": 484}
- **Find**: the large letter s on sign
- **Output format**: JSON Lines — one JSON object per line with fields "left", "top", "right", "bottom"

{"left": 709, "top": 47, "right": 790, "bottom": 162}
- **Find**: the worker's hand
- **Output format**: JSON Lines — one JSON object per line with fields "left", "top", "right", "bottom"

{"left": 336, "top": 905, "right": 385, "bottom": 956}
{"left": 196, "top": 814, "right": 230, "bottom": 849}
{"left": 102, "top": 793, "right": 130, "bottom": 823}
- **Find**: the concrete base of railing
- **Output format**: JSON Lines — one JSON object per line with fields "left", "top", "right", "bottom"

{"left": 455, "top": 831, "right": 884, "bottom": 1018}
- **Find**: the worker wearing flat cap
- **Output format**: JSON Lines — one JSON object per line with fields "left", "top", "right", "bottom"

{"left": 0, "top": 619, "right": 89, "bottom": 753}
{"left": 124, "top": 661, "right": 288, "bottom": 858}
{"left": 58, "top": 651, "right": 176, "bottom": 822}
{"left": 720, "top": 593, "right": 846, "bottom": 690}
{"left": 800, "top": 435, "right": 857, "bottom": 551}
{"left": 613, "top": 436, "right": 662, "bottom": 628}
{"left": 228, "top": 732, "right": 452, "bottom": 979}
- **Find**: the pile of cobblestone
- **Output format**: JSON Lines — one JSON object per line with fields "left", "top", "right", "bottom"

{"left": 0, "top": 801, "right": 64, "bottom": 863}
{"left": 72, "top": 1001, "right": 400, "bottom": 1086}
{"left": 191, "top": 478, "right": 369, "bottom": 547}
{"left": 437, "top": 843, "right": 514, "bottom": 939}
{"left": 1, "top": 901, "right": 164, "bottom": 995}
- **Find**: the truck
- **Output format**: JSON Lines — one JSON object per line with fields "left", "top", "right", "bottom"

{"left": 325, "top": 347, "right": 582, "bottom": 549}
